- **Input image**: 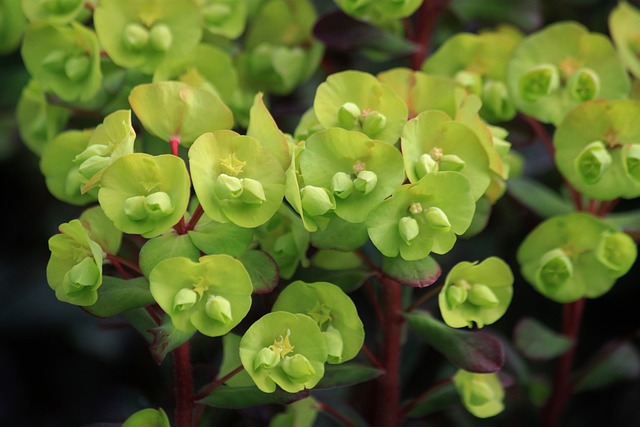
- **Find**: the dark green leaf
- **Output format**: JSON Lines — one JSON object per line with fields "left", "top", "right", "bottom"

{"left": 574, "top": 341, "right": 640, "bottom": 392}
{"left": 382, "top": 256, "right": 441, "bottom": 288}
{"left": 238, "top": 250, "right": 279, "bottom": 294}
{"left": 514, "top": 317, "right": 573, "bottom": 360}
{"left": 316, "top": 363, "right": 383, "bottom": 389}
{"left": 404, "top": 311, "right": 504, "bottom": 373}
{"left": 85, "top": 276, "right": 154, "bottom": 318}
{"left": 406, "top": 380, "right": 458, "bottom": 418}
{"left": 507, "top": 178, "right": 575, "bottom": 218}
{"left": 604, "top": 209, "right": 640, "bottom": 233}
{"left": 198, "top": 385, "right": 307, "bottom": 409}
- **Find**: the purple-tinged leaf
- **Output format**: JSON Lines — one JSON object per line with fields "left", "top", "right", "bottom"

{"left": 198, "top": 385, "right": 308, "bottom": 409}
{"left": 238, "top": 250, "right": 279, "bottom": 294}
{"left": 316, "top": 363, "right": 383, "bottom": 389}
{"left": 405, "top": 380, "right": 458, "bottom": 418}
{"left": 382, "top": 256, "right": 441, "bottom": 288}
{"left": 574, "top": 341, "right": 640, "bottom": 392}
{"left": 514, "top": 317, "right": 573, "bottom": 361}
{"left": 149, "top": 318, "right": 195, "bottom": 365}
{"left": 404, "top": 311, "right": 504, "bottom": 373}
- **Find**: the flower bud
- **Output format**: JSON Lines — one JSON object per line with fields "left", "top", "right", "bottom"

{"left": 239, "top": 178, "right": 266, "bottom": 205}
{"left": 469, "top": 378, "right": 496, "bottom": 406}
{"left": 173, "top": 288, "right": 198, "bottom": 312}
{"left": 205, "top": 295, "right": 233, "bottom": 324}
{"left": 536, "top": 248, "right": 573, "bottom": 289}
{"left": 353, "top": 170, "right": 378, "bottom": 195}
{"left": 595, "top": 230, "right": 637, "bottom": 273}
{"left": 149, "top": 23, "right": 173, "bottom": 52}
{"left": 215, "top": 173, "right": 243, "bottom": 200}
{"left": 331, "top": 171, "right": 354, "bottom": 199}
{"left": 123, "top": 195, "right": 148, "bottom": 220}
{"left": 622, "top": 144, "right": 640, "bottom": 183}
{"left": 64, "top": 55, "right": 90, "bottom": 82}
{"left": 519, "top": 64, "right": 560, "bottom": 102}
{"left": 324, "top": 326, "right": 344, "bottom": 364}
{"left": 439, "top": 154, "right": 466, "bottom": 172}
{"left": 454, "top": 70, "right": 483, "bottom": 96}
{"left": 282, "top": 354, "right": 316, "bottom": 383}
{"left": 361, "top": 111, "right": 387, "bottom": 136}
{"left": 253, "top": 347, "right": 280, "bottom": 371}
{"left": 467, "top": 284, "right": 499, "bottom": 307}
{"left": 337, "top": 102, "right": 361, "bottom": 129}
{"left": 66, "top": 257, "right": 100, "bottom": 290}
{"left": 567, "top": 68, "right": 600, "bottom": 102}
{"left": 398, "top": 216, "right": 420, "bottom": 244}
{"left": 301, "top": 185, "right": 335, "bottom": 216}
{"left": 415, "top": 153, "right": 438, "bottom": 179}
{"left": 574, "top": 141, "right": 611, "bottom": 184}
{"left": 145, "top": 191, "right": 174, "bottom": 216}
{"left": 123, "top": 22, "right": 149, "bottom": 50}
{"left": 446, "top": 281, "right": 469, "bottom": 309}
{"left": 425, "top": 207, "right": 451, "bottom": 231}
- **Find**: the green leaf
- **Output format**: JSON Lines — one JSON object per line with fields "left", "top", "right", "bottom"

{"left": 188, "top": 216, "right": 253, "bottom": 257}
{"left": 404, "top": 311, "right": 504, "bottom": 373}
{"left": 316, "top": 363, "right": 383, "bottom": 389}
{"left": 310, "top": 216, "right": 369, "bottom": 251}
{"left": 604, "top": 209, "right": 640, "bottom": 233}
{"left": 85, "top": 276, "right": 154, "bottom": 318}
{"left": 149, "top": 317, "right": 196, "bottom": 365}
{"left": 246, "top": 92, "right": 290, "bottom": 170}
{"left": 381, "top": 256, "right": 441, "bottom": 288}
{"left": 574, "top": 342, "right": 640, "bottom": 392}
{"left": 198, "top": 385, "right": 307, "bottom": 409}
{"left": 513, "top": 317, "right": 573, "bottom": 360}
{"left": 406, "top": 380, "right": 459, "bottom": 417}
{"left": 139, "top": 233, "right": 201, "bottom": 278}
{"left": 218, "top": 333, "right": 255, "bottom": 388}
{"left": 238, "top": 250, "right": 279, "bottom": 294}
{"left": 507, "top": 178, "right": 575, "bottom": 218}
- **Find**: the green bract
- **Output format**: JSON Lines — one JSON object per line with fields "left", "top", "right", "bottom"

{"left": 298, "top": 128, "right": 405, "bottom": 223}
{"left": 189, "top": 130, "right": 286, "bottom": 228}
{"left": 21, "top": 22, "right": 102, "bottom": 101}
{"left": 506, "top": 21, "right": 630, "bottom": 125}
{"left": 129, "top": 81, "right": 234, "bottom": 147}
{"left": 439, "top": 257, "right": 514, "bottom": 328}
{"left": 149, "top": 255, "right": 253, "bottom": 336}
{"left": 22, "top": 0, "right": 84, "bottom": 24}
{"left": 79, "top": 205, "right": 123, "bottom": 255}
{"left": 401, "top": 110, "right": 491, "bottom": 201}
{"left": 0, "top": 0, "right": 26, "bottom": 54}
{"left": 47, "top": 219, "right": 104, "bottom": 306}
{"left": 609, "top": 1, "right": 640, "bottom": 79}
{"left": 98, "top": 153, "right": 191, "bottom": 238}
{"left": 517, "top": 213, "right": 637, "bottom": 303}
{"left": 40, "top": 129, "right": 98, "bottom": 205}
{"left": 198, "top": 0, "right": 247, "bottom": 39}
{"left": 555, "top": 99, "right": 640, "bottom": 200}
{"left": 122, "top": 408, "right": 170, "bottom": 427}
{"left": 94, "top": 0, "right": 202, "bottom": 74}
{"left": 272, "top": 281, "right": 364, "bottom": 364}
{"left": 334, "top": 0, "right": 422, "bottom": 25}
{"left": 239, "top": 311, "right": 328, "bottom": 393}
{"left": 367, "top": 172, "right": 475, "bottom": 260}
{"left": 313, "top": 70, "right": 408, "bottom": 144}
{"left": 453, "top": 370, "right": 505, "bottom": 418}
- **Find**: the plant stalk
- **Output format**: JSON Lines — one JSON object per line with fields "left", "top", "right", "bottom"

{"left": 172, "top": 341, "right": 194, "bottom": 427}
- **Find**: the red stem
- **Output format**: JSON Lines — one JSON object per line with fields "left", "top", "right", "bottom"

{"left": 186, "top": 204, "right": 205, "bottom": 232}
{"left": 318, "top": 401, "right": 359, "bottom": 427}
{"left": 361, "top": 343, "right": 385, "bottom": 371}
{"left": 106, "top": 253, "right": 142, "bottom": 275}
{"left": 170, "top": 137, "right": 181, "bottom": 157}
{"left": 172, "top": 342, "right": 194, "bottom": 427}
{"left": 374, "top": 275, "right": 404, "bottom": 427}
{"left": 195, "top": 364, "right": 245, "bottom": 400}
{"left": 409, "top": 0, "right": 450, "bottom": 70}
{"left": 542, "top": 298, "right": 586, "bottom": 427}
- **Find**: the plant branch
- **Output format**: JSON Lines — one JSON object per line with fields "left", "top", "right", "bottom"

{"left": 405, "top": 284, "right": 443, "bottom": 312}
{"left": 106, "top": 253, "right": 142, "bottom": 275}
{"left": 186, "top": 204, "right": 205, "bottom": 232}
{"left": 172, "top": 342, "right": 194, "bottom": 427}
{"left": 409, "top": 0, "right": 451, "bottom": 70}
{"left": 318, "top": 401, "right": 359, "bottom": 427}
{"left": 195, "top": 364, "right": 245, "bottom": 400}
{"left": 361, "top": 343, "right": 385, "bottom": 370}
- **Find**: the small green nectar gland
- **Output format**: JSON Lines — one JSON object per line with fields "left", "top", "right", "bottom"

{"left": 205, "top": 295, "right": 233, "bottom": 324}
{"left": 575, "top": 141, "right": 611, "bottom": 184}
{"left": 149, "top": 23, "right": 173, "bottom": 52}
{"left": 519, "top": 64, "right": 560, "bottom": 102}
{"left": 454, "top": 70, "right": 483, "bottom": 96}
{"left": 282, "top": 354, "right": 316, "bottom": 383}
{"left": 203, "top": 3, "right": 232, "bottom": 25}
{"left": 66, "top": 257, "right": 100, "bottom": 291}
{"left": 567, "top": 68, "right": 600, "bottom": 102}
{"left": 425, "top": 206, "right": 452, "bottom": 231}
{"left": 446, "top": 280, "right": 469, "bottom": 309}
{"left": 64, "top": 55, "right": 90, "bottom": 82}
{"left": 173, "top": 288, "right": 198, "bottom": 312}
{"left": 398, "top": 216, "right": 420, "bottom": 244}
{"left": 536, "top": 248, "right": 573, "bottom": 288}
{"left": 301, "top": 186, "right": 335, "bottom": 216}
{"left": 622, "top": 144, "right": 640, "bottom": 183}
{"left": 469, "top": 378, "right": 496, "bottom": 406}
{"left": 331, "top": 171, "right": 354, "bottom": 199}
{"left": 123, "top": 22, "right": 150, "bottom": 50}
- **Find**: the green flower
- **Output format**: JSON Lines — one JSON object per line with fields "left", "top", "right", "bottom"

{"left": 46, "top": 219, "right": 104, "bottom": 306}
{"left": 199, "top": 0, "right": 247, "bottom": 39}
{"left": 239, "top": 312, "right": 328, "bottom": 393}
{"left": 22, "top": 0, "right": 84, "bottom": 24}
{"left": 439, "top": 258, "right": 513, "bottom": 328}
{"left": 149, "top": 255, "right": 253, "bottom": 336}
{"left": 454, "top": 370, "right": 505, "bottom": 418}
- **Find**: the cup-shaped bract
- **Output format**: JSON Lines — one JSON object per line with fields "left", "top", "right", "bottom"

{"left": 199, "top": 0, "right": 247, "bottom": 39}
{"left": 47, "top": 219, "right": 104, "bottom": 306}
{"left": 401, "top": 111, "right": 491, "bottom": 201}
{"left": 98, "top": 153, "right": 190, "bottom": 238}
{"left": 517, "top": 213, "right": 637, "bottom": 303}
{"left": 367, "top": 172, "right": 475, "bottom": 261}
{"left": 609, "top": 1, "right": 640, "bottom": 79}
{"left": 334, "top": 0, "right": 421, "bottom": 24}
{"left": 555, "top": 99, "right": 640, "bottom": 200}
{"left": 94, "top": 0, "right": 202, "bottom": 74}
{"left": 149, "top": 255, "right": 253, "bottom": 337}
{"left": 21, "top": 22, "right": 102, "bottom": 102}
{"left": 0, "top": 0, "right": 26, "bottom": 54}
{"left": 189, "top": 130, "right": 286, "bottom": 228}
{"left": 122, "top": 408, "right": 170, "bottom": 427}
{"left": 298, "top": 128, "right": 405, "bottom": 223}
{"left": 22, "top": 0, "right": 84, "bottom": 24}
{"left": 272, "top": 281, "right": 364, "bottom": 364}
{"left": 506, "top": 21, "right": 630, "bottom": 125}
{"left": 439, "top": 257, "right": 513, "bottom": 328}
{"left": 453, "top": 370, "right": 505, "bottom": 418}
{"left": 239, "top": 311, "right": 328, "bottom": 393}
{"left": 314, "top": 70, "right": 408, "bottom": 144}
{"left": 79, "top": 205, "right": 123, "bottom": 256}
{"left": 129, "top": 81, "right": 234, "bottom": 148}
{"left": 40, "top": 129, "right": 98, "bottom": 206}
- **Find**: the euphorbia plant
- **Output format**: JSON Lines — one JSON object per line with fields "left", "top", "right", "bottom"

{"left": 4, "top": 0, "right": 640, "bottom": 427}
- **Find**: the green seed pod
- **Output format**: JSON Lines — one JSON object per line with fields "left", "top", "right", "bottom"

{"left": 536, "top": 248, "right": 573, "bottom": 289}
{"left": 337, "top": 102, "right": 361, "bottom": 129}
{"left": 439, "top": 154, "right": 466, "bottom": 172}
{"left": 205, "top": 295, "right": 233, "bottom": 324}
{"left": 145, "top": 192, "right": 174, "bottom": 217}
{"left": 353, "top": 170, "right": 378, "bottom": 195}
{"left": 446, "top": 281, "right": 469, "bottom": 309}
{"left": 574, "top": 141, "right": 611, "bottom": 184}
{"left": 595, "top": 231, "right": 637, "bottom": 275}
{"left": 518, "top": 64, "right": 560, "bottom": 102}
{"left": 123, "top": 22, "right": 149, "bottom": 50}
{"left": 415, "top": 153, "right": 438, "bottom": 179}
{"left": 148, "top": 23, "right": 173, "bottom": 52}
{"left": 240, "top": 178, "right": 267, "bottom": 205}
{"left": 323, "top": 326, "right": 345, "bottom": 364}
{"left": 214, "top": 174, "right": 243, "bottom": 200}
{"left": 361, "top": 110, "right": 387, "bottom": 136}
{"left": 64, "top": 55, "right": 90, "bottom": 82}
{"left": 301, "top": 186, "right": 335, "bottom": 216}
{"left": 331, "top": 171, "right": 354, "bottom": 199}
{"left": 173, "top": 288, "right": 198, "bottom": 312}
{"left": 567, "top": 68, "right": 600, "bottom": 102}
{"left": 123, "top": 195, "right": 148, "bottom": 221}
{"left": 282, "top": 354, "right": 316, "bottom": 383}
{"left": 425, "top": 207, "right": 452, "bottom": 231}
{"left": 254, "top": 347, "right": 280, "bottom": 371}
{"left": 467, "top": 284, "right": 500, "bottom": 307}
{"left": 622, "top": 144, "right": 640, "bottom": 184}
{"left": 398, "top": 216, "right": 420, "bottom": 244}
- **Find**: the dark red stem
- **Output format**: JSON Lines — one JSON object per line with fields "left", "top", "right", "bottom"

{"left": 106, "top": 253, "right": 142, "bottom": 275}
{"left": 170, "top": 137, "right": 181, "bottom": 157}
{"left": 361, "top": 343, "right": 385, "bottom": 371}
{"left": 172, "top": 342, "right": 194, "bottom": 427}
{"left": 186, "top": 204, "right": 205, "bottom": 232}
{"left": 542, "top": 298, "right": 586, "bottom": 427}
{"left": 318, "top": 401, "right": 359, "bottom": 427}
{"left": 409, "top": 0, "right": 451, "bottom": 70}
{"left": 401, "top": 376, "right": 452, "bottom": 417}
{"left": 195, "top": 364, "right": 244, "bottom": 400}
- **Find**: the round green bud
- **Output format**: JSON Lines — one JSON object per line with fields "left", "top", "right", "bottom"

{"left": 519, "top": 64, "right": 560, "bottom": 102}
{"left": 536, "top": 248, "right": 573, "bottom": 289}
{"left": 65, "top": 257, "right": 100, "bottom": 291}
{"left": 149, "top": 23, "right": 173, "bottom": 52}
{"left": 439, "top": 154, "right": 466, "bottom": 172}
{"left": 323, "top": 326, "right": 344, "bottom": 364}
{"left": 454, "top": 70, "right": 483, "bottom": 96}
{"left": 145, "top": 192, "right": 174, "bottom": 217}
{"left": 353, "top": 170, "right": 378, "bottom": 195}
{"left": 301, "top": 186, "right": 335, "bottom": 216}
{"left": 467, "top": 284, "right": 500, "bottom": 307}
{"left": 123, "top": 195, "right": 148, "bottom": 221}
{"left": 415, "top": 153, "right": 438, "bottom": 179}
{"left": 574, "top": 141, "right": 611, "bottom": 185}
{"left": 203, "top": 3, "right": 232, "bottom": 25}
{"left": 254, "top": 347, "right": 280, "bottom": 371}
{"left": 282, "top": 354, "right": 316, "bottom": 383}
{"left": 398, "top": 216, "right": 420, "bottom": 244}
{"left": 215, "top": 173, "right": 243, "bottom": 200}
{"left": 361, "top": 111, "right": 387, "bottom": 136}
{"left": 595, "top": 231, "right": 637, "bottom": 273}
{"left": 622, "top": 144, "right": 640, "bottom": 184}
{"left": 331, "top": 171, "right": 354, "bottom": 199}
{"left": 173, "top": 288, "right": 198, "bottom": 312}
{"left": 567, "top": 68, "right": 600, "bottom": 102}
{"left": 446, "top": 281, "right": 469, "bottom": 309}
{"left": 205, "top": 295, "right": 233, "bottom": 324}
{"left": 64, "top": 55, "right": 90, "bottom": 82}
{"left": 123, "top": 22, "right": 149, "bottom": 50}
{"left": 239, "top": 178, "right": 266, "bottom": 205}
{"left": 425, "top": 206, "right": 452, "bottom": 231}
{"left": 337, "top": 102, "right": 361, "bottom": 130}
{"left": 78, "top": 155, "right": 110, "bottom": 180}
